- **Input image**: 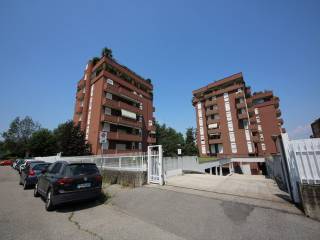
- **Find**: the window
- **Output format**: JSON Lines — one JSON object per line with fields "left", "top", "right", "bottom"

{"left": 65, "top": 164, "right": 99, "bottom": 177}
{"left": 48, "top": 163, "right": 62, "bottom": 174}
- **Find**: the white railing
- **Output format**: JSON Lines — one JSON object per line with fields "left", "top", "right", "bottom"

{"left": 279, "top": 133, "right": 320, "bottom": 203}
{"left": 35, "top": 153, "right": 147, "bottom": 171}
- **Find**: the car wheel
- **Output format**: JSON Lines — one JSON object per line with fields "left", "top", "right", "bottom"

{"left": 34, "top": 184, "right": 40, "bottom": 197}
{"left": 45, "top": 189, "right": 55, "bottom": 211}
{"left": 23, "top": 180, "right": 28, "bottom": 190}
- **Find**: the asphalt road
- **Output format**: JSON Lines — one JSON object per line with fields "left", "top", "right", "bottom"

{"left": 1, "top": 166, "right": 320, "bottom": 240}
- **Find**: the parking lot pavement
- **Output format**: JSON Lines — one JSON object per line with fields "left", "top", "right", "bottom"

{"left": 165, "top": 173, "right": 301, "bottom": 214}
{"left": 1, "top": 166, "right": 320, "bottom": 240}
{"left": 0, "top": 167, "right": 183, "bottom": 240}
{"left": 111, "top": 185, "right": 320, "bottom": 240}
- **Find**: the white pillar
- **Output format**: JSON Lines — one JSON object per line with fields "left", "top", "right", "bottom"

{"left": 210, "top": 167, "right": 212, "bottom": 175}
{"left": 220, "top": 165, "right": 223, "bottom": 176}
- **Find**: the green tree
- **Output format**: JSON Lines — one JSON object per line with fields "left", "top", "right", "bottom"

{"left": 2, "top": 116, "right": 40, "bottom": 157}
{"left": 101, "top": 47, "right": 113, "bottom": 58}
{"left": 54, "top": 121, "right": 91, "bottom": 156}
{"left": 28, "top": 129, "right": 57, "bottom": 157}
{"left": 183, "top": 127, "right": 198, "bottom": 156}
{"left": 91, "top": 57, "right": 100, "bottom": 66}
{"left": 155, "top": 122, "right": 184, "bottom": 157}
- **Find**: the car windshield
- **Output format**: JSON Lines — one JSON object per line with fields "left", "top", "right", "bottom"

{"left": 32, "top": 164, "right": 50, "bottom": 171}
{"left": 65, "top": 164, "right": 99, "bottom": 177}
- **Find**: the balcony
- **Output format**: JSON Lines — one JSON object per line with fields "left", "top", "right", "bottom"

{"left": 75, "top": 105, "right": 83, "bottom": 114}
{"left": 76, "top": 90, "right": 85, "bottom": 100}
{"left": 147, "top": 136, "right": 156, "bottom": 144}
{"left": 204, "top": 98, "right": 217, "bottom": 107}
{"left": 103, "top": 98, "right": 142, "bottom": 115}
{"left": 238, "top": 112, "right": 248, "bottom": 120}
{"left": 249, "top": 117, "right": 257, "bottom": 124}
{"left": 147, "top": 125, "right": 156, "bottom": 132}
{"left": 278, "top": 118, "right": 284, "bottom": 125}
{"left": 205, "top": 83, "right": 244, "bottom": 99}
{"left": 208, "top": 138, "right": 223, "bottom": 145}
{"left": 236, "top": 102, "right": 246, "bottom": 109}
{"left": 276, "top": 109, "right": 281, "bottom": 117}
{"left": 205, "top": 108, "right": 219, "bottom": 116}
{"left": 252, "top": 135, "right": 260, "bottom": 143}
{"left": 103, "top": 72, "right": 151, "bottom": 99}
{"left": 101, "top": 114, "right": 142, "bottom": 128}
{"left": 207, "top": 128, "right": 221, "bottom": 135}
{"left": 104, "top": 83, "right": 141, "bottom": 103}
{"left": 249, "top": 125, "right": 258, "bottom": 132}
{"left": 107, "top": 131, "right": 142, "bottom": 142}
{"left": 235, "top": 92, "right": 244, "bottom": 99}
{"left": 207, "top": 118, "right": 220, "bottom": 125}
{"left": 77, "top": 79, "right": 85, "bottom": 88}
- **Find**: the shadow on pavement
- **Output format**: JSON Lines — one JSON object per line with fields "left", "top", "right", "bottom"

{"left": 39, "top": 192, "right": 109, "bottom": 213}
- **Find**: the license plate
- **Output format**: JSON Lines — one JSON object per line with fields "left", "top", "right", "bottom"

{"left": 77, "top": 183, "right": 91, "bottom": 189}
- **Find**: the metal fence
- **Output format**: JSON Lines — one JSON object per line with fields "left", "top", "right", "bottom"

{"left": 278, "top": 133, "right": 320, "bottom": 203}
{"left": 35, "top": 153, "right": 147, "bottom": 171}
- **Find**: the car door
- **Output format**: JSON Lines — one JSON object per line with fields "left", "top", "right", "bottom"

{"left": 38, "top": 162, "right": 56, "bottom": 194}
{"left": 42, "top": 162, "right": 63, "bottom": 194}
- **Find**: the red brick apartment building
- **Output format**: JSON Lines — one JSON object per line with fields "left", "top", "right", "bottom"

{"left": 192, "top": 73, "right": 284, "bottom": 158}
{"left": 73, "top": 55, "right": 156, "bottom": 155}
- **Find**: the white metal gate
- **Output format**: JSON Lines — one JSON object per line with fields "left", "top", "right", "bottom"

{"left": 277, "top": 133, "right": 320, "bottom": 203}
{"left": 147, "top": 145, "right": 164, "bottom": 185}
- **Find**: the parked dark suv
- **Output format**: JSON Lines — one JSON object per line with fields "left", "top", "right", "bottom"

{"left": 34, "top": 161, "right": 102, "bottom": 211}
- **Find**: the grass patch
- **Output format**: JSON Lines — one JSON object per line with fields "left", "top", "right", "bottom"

{"left": 198, "top": 156, "right": 219, "bottom": 164}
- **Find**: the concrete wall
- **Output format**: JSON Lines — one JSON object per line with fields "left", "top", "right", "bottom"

{"left": 300, "top": 184, "right": 320, "bottom": 221}
{"left": 100, "top": 169, "right": 147, "bottom": 188}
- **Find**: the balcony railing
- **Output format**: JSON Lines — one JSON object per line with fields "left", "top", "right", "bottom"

{"left": 205, "top": 83, "right": 244, "bottom": 99}
{"left": 238, "top": 112, "right": 248, "bottom": 120}
{"left": 252, "top": 135, "right": 260, "bottom": 143}
{"left": 207, "top": 118, "right": 220, "bottom": 125}
{"left": 147, "top": 136, "right": 156, "bottom": 144}
{"left": 147, "top": 125, "right": 156, "bottom": 132}
{"left": 107, "top": 131, "right": 142, "bottom": 142}
{"left": 76, "top": 90, "right": 85, "bottom": 100}
{"left": 103, "top": 98, "right": 142, "bottom": 115}
{"left": 236, "top": 102, "right": 246, "bottom": 109}
{"left": 76, "top": 105, "right": 83, "bottom": 114}
{"left": 208, "top": 138, "right": 223, "bottom": 145}
{"left": 204, "top": 98, "right": 217, "bottom": 107}
{"left": 205, "top": 108, "right": 219, "bottom": 116}
{"left": 278, "top": 118, "right": 284, "bottom": 125}
{"left": 276, "top": 109, "right": 281, "bottom": 117}
{"left": 104, "top": 83, "right": 141, "bottom": 103}
{"left": 208, "top": 128, "right": 221, "bottom": 135}
{"left": 78, "top": 79, "right": 85, "bottom": 88}
{"left": 101, "top": 114, "right": 142, "bottom": 128}
{"left": 249, "top": 125, "right": 258, "bottom": 132}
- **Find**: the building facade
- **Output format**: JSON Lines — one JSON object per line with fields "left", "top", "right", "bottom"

{"left": 192, "top": 73, "right": 284, "bottom": 158}
{"left": 73, "top": 55, "right": 156, "bottom": 155}
{"left": 311, "top": 118, "right": 320, "bottom": 138}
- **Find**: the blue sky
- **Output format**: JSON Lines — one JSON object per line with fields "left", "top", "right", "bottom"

{"left": 0, "top": 0, "right": 319, "bottom": 139}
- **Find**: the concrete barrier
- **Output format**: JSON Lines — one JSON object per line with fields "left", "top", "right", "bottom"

{"left": 300, "top": 183, "right": 320, "bottom": 221}
{"left": 100, "top": 169, "right": 147, "bottom": 188}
